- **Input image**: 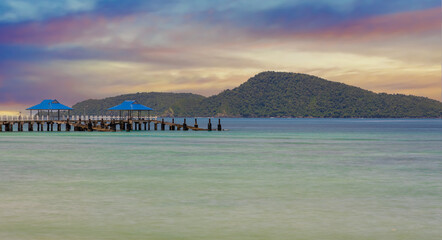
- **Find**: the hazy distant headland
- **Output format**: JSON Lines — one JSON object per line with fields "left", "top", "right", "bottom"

{"left": 73, "top": 72, "right": 442, "bottom": 118}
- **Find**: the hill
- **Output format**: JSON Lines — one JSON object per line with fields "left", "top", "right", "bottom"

{"left": 72, "top": 92, "right": 205, "bottom": 116}
{"left": 72, "top": 72, "right": 442, "bottom": 118}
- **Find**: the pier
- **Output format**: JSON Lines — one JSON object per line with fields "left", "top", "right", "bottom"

{"left": 1, "top": 99, "right": 223, "bottom": 132}
{"left": 0, "top": 116, "right": 223, "bottom": 132}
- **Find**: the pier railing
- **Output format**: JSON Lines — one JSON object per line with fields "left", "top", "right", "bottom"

{"left": 0, "top": 115, "right": 158, "bottom": 121}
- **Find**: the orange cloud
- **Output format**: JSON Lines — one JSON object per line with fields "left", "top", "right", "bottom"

{"left": 308, "top": 7, "right": 441, "bottom": 41}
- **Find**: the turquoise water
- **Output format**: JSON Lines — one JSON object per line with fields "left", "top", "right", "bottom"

{"left": 0, "top": 119, "right": 441, "bottom": 240}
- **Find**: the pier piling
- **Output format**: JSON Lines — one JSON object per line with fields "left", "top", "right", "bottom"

{"left": 218, "top": 119, "right": 222, "bottom": 131}
{"left": 170, "top": 119, "right": 175, "bottom": 130}
{"left": 161, "top": 119, "right": 165, "bottom": 131}
{"left": 87, "top": 120, "right": 93, "bottom": 131}
{"left": 183, "top": 118, "right": 188, "bottom": 131}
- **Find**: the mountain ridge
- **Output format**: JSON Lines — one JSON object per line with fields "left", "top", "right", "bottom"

{"left": 72, "top": 72, "right": 442, "bottom": 118}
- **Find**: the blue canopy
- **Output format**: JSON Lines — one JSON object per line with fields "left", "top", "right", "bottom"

{"left": 26, "top": 99, "right": 73, "bottom": 110}
{"left": 108, "top": 100, "right": 153, "bottom": 111}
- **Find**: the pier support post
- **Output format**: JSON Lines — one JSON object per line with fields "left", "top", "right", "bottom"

{"left": 66, "top": 119, "right": 70, "bottom": 132}
{"left": 183, "top": 119, "right": 188, "bottom": 131}
{"left": 29, "top": 122, "right": 33, "bottom": 132}
{"left": 88, "top": 120, "right": 93, "bottom": 131}
{"left": 50, "top": 122, "right": 54, "bottom": 132}
{"left": 112, "top": 121, "right": 116, "bottom": 132}
{"left": 18, "top": 122, "right": 23, "bottom": 132}
{"left": 161, "top": 119, "right": 165, "bottom": 131}
{"left": 171, "top": 119, "right": 175, "bottom": 130}
{"left": 154, "top": 123, "right": 158, "bottom": 130}
{"left": 208, "top": 119, "right": 212, "bottom": 131}
{"left": 57, "top": 123, "right": 61, "bottom": 132}
{"left": 46, "top": 122, "right": 50, "bottom": 132}
{"left": 143, "top": 122, "right": 147, "bottom": 131}
{"left": 217, "top": 119, "right": 222, "bottom": 131}
{"left": 5, "top": 123, "right": 10, "bottom": 132}
{"left": 110, "top": 120, "right": 116, "bottom": 132}
{"left": 194, "top": 119, "right": 198, "bottom": 128}
{"left": 126, "top": 121, "right": 131, "bottom": 132}
{"left": 0, "top": 124, "right": 2, "bottom": 132}
{"left": 148, "top": 121, "right": 151, "bottom": 131}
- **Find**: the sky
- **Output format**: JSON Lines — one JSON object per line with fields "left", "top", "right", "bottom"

{"left": 0, "top": 0, "right": 441, "bottom": 113}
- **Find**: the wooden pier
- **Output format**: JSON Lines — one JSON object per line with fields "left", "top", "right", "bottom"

{"left": 0, "top": 116, "right": 223, "bottom": 132}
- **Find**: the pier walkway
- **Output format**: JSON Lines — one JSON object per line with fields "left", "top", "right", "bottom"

{"left": 0, "top": 116, "right": 223, "bottom": 132}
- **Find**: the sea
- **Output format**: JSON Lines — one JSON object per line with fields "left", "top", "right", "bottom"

{"left": 0, "top": 118, "right": 441, "bottom": 240}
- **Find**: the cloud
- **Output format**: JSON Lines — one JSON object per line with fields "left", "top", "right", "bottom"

{"left": 0, "top": 0, "right": 97, "bottom": 23}
{"left": 190, "top": 0, "right": 440, "bottom": 35}
{"left": 0, "top": 66, "right": 81, "bottom": 105}
{"left": 307, "top": 7, "right": 441, "bottom": 41}
{"left": 0, "top": 0, "right": 441, "bottom": 110}
{"left": 0, "top": 14, "right": 119, "bottom": 45}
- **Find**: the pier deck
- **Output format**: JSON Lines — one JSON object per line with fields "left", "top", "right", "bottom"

{"left": 0, "top": 117, "right": 223, "bottom": 132}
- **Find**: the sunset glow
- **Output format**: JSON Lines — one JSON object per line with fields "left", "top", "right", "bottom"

{"left": 0, "top": 0, "right": 440, "bottom": 111}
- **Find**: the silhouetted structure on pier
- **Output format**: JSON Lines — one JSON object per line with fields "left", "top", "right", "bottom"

{"left": 26, "top": 99, "right": 73, "bottom": 120}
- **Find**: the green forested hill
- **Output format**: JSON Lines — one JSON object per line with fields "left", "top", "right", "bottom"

{"left": 72, "top": 92, "right": 205, "bottom": 116}
{"left": 72, "top": 72, "right": 442, "bottom": 118}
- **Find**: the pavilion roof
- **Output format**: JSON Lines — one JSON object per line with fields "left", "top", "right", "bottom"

{"left": 108, "top": 100, "right": 153, "bottom": 111}
{"left": 26, "top": 99, "right": 73, "bottom": 110}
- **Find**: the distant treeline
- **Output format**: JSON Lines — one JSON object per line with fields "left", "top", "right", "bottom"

{"left": 72, "top": 72, "right": 442, "bottom": 118}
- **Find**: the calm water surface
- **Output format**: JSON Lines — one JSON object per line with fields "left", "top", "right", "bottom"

{"left": 0, "top": 119, "right": 441, "bottom": 240}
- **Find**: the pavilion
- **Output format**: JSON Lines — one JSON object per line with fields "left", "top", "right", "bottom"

{"left": 26, "top": 99, "right": 73, "bottom": 120}
{"left": 108, "top": 100, "right": 153, "bottom": 119}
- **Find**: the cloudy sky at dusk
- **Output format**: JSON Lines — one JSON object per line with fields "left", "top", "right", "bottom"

{"left": 0, "top": 0, "right": 440, "bottom": 112}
